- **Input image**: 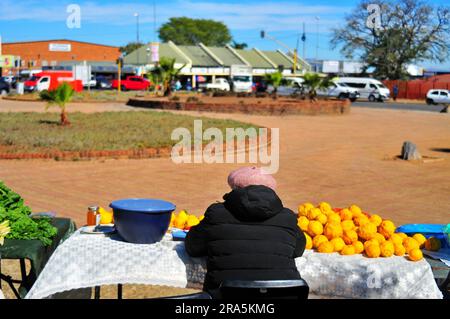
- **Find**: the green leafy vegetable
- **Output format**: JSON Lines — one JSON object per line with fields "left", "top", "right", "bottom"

{"left": 0, "top": 181, "right": 57, "bottom": 246}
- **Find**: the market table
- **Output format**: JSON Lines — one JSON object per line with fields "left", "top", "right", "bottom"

{"left": 25, "top": 229, "right": 444, "bottom": 299}
{"left": 0, "top": 218, "right": 75, "bottom": 298}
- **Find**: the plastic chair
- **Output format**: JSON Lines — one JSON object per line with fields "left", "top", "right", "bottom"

{"left": 217, "top": 279, "right": 310, "bottom": 300}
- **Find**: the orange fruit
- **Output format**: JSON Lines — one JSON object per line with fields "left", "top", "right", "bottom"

{"left": 397, "top": 232, "right": 408, "bottom": 240}
{"left": 424, "top": 237, "right": 441, "bottom": 251}
{"left": 169, "top": 213, "right": 176, "bottom": 228}
{"left": 380, "top": 241, "right": 395, "bottom": 257}
{"left": 364, "top": 239, "right": 380, "bottom": 251}
{"left": 307, "top": 208, "right": 322, "bottom": 221}
{"left": 412, "top": 234, "right": 427, "bottom": 248}
{"left": 298, "top": 203, "right": 314, "bottom": 217}
{"left": 324, "top": 223, "right": 343, "bottom": 240}
{"left": 313, "top": 235, "right": 329, "bottom": 249}
{"left": 349, "top": 205, "right": 362, "bottom": 216}
{"left": 174, "top": 212, "right": 188, "bottom": 229}
{"left": 403, "top": 237, "right": 420, "bottom": 253}
{"left": 317, "top": 241, "right": 334, "bottom": 253}
{"left": 298, "top": 216, "right": 309, "bottom": 232}
{"left": 353, "top": 241, "right": 365, "bottom": 254}
{"left": 186, "top": 215, "right": 200, "bottom": 229}
{"left": 339, "top": 208, "right": 353, "bottom": 221}
{"left": 389, "top": 233, "right": 403, "bottom": 246}
{"left": 305, "top": 233, "right": 313, "bottom": 250}
{"left": 378, "top": 220, "right": 396, "bottom": 239}
{"left": 341, "top": 220, "right": 356, "bottom": 232}
{"left": 316, "top": 214, "right": 328, "bottom": 225}
{"left": 365, "top": 243, "right": 381, "bottom": 258}
{"left": 369, "top": 214, "right": 383, "bottom": 227}
{"left": 372, "top": 233, "right": 386, "bottom": 244}
{"left": 327, "top": 213, "right": 341, "bottom": 225}
{"left": 330, "top": 237, "right": 346, "bottom": 252}
{"left": 343, "top": 229, "right": 358, "bottom": 244}
{"left": 408, "top": 248, "right": 423, "bottom": 261}
{"left": 357, "top": 222, "right": 378, "bottom": 241}
{"left": 308, "top": 220, "right": 324, "bottom": 237}
{"left": 319, "top": 202, "right": 332, "bottom": 214}
{"left": 354, "top": 215, "right": 369, "bottom": 227}
{"left": 340, "top": 245, "right": 356, "bottom": 256}
{"left": 394, "top": 243, "right": 406, "bottom": 256}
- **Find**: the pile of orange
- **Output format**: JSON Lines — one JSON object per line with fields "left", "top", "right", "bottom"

{"left": 170, "top": 210, "right": 204, "bottom": 231}
{"left": 298, "top": 202, "right": 436, "bottom": 262}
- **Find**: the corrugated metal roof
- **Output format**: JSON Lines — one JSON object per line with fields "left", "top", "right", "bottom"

{"left": 207, "top": 47, "right": 244, "bottom": 66}
{"left": 124, "top": 43, "right": 189, "bottom": 65}
{"left": 261, "top": 51, "right": 293, "bottom": 69}
{"left": 177, "top": 45, "right": 219, "bottom": 67}
{"left": 236, "top": 49, "right": 274, "bottom": 69}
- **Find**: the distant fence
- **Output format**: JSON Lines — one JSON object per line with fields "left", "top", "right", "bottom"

{"left": 384, "top": 76, "right": 450, "bottom": 100}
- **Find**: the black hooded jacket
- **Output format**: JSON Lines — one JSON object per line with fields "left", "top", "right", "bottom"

{"left": 185, "top": 185, "right": 306, "bottom": 291}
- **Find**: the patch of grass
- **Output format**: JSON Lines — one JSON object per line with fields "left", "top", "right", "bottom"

{"left": 0, "top": 111, "right": 257, "bottom": 153}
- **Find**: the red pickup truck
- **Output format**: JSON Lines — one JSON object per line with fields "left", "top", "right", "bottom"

{"left": 111, "top": 76, "right": 151, "bottom": 91}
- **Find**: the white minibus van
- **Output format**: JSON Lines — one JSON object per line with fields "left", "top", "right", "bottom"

{"left": 335, "top": 77, "right": 390, "bottom": 102}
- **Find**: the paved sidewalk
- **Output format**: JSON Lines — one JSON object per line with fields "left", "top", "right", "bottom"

{"left": 0, "top": 103, "right": 449, "bottom": 227}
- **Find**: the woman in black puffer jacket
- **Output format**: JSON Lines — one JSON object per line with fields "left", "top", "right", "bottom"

{"left": 185, "top": 167, "right": 306, "bottom": 292}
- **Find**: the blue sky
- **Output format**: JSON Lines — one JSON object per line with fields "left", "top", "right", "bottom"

{"left": 1, "top": 0, "right": 449, "bottom": 68}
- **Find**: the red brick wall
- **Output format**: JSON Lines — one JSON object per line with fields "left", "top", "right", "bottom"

{"left": 2, "top": 40, "right": 120, "bottom": 69}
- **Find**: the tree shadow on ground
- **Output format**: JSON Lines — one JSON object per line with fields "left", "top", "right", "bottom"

{"left": 430, "top": 148, "right": 450, "bottom": 153}
{"left": 38, "top": 120, "right": 60, "bottom": 126}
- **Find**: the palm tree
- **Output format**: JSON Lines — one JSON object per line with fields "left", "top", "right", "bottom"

{"left": 158, "top": 57, "right": 186, "bottom": 97}
{"left": 264, "top": 71, "right": 283, "bottom": 99}
{"left": 39, "top": 82, "right": 74, "bottom": 126}
{"left": 302, "top": 73, "right": 333, "bottom": 102}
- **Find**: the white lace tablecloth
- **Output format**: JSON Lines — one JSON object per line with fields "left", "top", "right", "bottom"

{"left": 25, "top": 230, "right": 443, "bottom": 299}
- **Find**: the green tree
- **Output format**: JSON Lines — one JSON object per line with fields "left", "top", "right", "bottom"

{"left": 231, "top": 41, "right": 248, "bottom": 50}
{"left": 150, "top": 57, "right": 186, "bottom": 96}
{"left": 119, "top": 42, "right": 144, "bottom": 55}
{"left": 302, "top": 73, "right": 333, "bottom": 101}
{"left": 331, "top": 0, "right": 450, "bottom": 79}
{"left": 159, "top": 17, "right": 232, "bottom": 46}
{"left": 39, "top": 83, "right": 75, "bottom": 126}
{"left": 264, "top": 71, "right": 283, "bottom": 99}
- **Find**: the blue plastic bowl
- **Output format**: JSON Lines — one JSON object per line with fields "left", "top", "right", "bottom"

{"left": 110, "top": 198, "right": 176, "bottom": 244}
{"left": 396, "top": 224, "right": 450, "bottom": 249}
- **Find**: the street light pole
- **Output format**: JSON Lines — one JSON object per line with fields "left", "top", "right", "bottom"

{"left": 315, "top": 16, "right": 320, "bottom": 73}
{"left": 135, "top": 13, "right": 140, "bottom": 66}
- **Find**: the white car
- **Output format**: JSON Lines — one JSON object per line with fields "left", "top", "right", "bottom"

{"left": 336, "top": 77, "right": 390, "bottom": 102}
{"left": 205, "top": 78, "right": 230, "bottom": 91}
{"left": 316, "top": 82, "right": 360, "bottom": 102}
{"left": 267, "top": 78, "right": 303, "bottom": 96}
{"left": 426, "top": 89, "right": 450, "bottom": 105}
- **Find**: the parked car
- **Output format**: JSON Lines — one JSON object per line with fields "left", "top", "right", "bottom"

{"left": 205, "top": 78, "right": 230, "bottom": 91}
{"left": 267, "top": 77, "right": 304, "bottom": 96}
{"left": 83, "top": 75, "right": 97, "bottom": 88}
{"left": 1, "top": 76, "right": 17, "bottom": 89}
{"left": 254, "top": 80, "right": 268, "bottom": 93}
{"left": 0, "top": 78, "right": 10, "bottom": 96}
{"left": 426, "top": 89, "right": 450, "bottom": 105}
{"left": 111, "top": 76, "right": 150, "bottom": 91}
{"left": 95, "top": 76, "right": 112, "bottom": 90}
{"left": 335, "top": 77, "right": 390, "bottom": 102}
{"left": 316, "top": 82, "right": 360, "bottom": 102}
